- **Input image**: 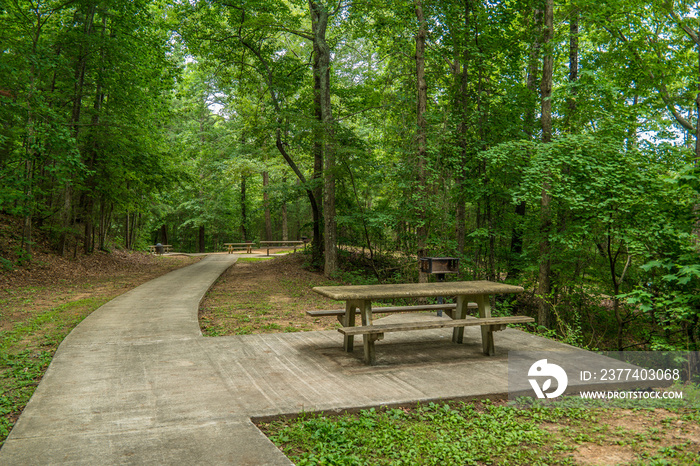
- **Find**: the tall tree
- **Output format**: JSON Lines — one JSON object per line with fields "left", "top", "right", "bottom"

{"left": 453, "top": 0, "right": 473, "bottom": 256}
{"left": 310, "top": 0, "right": 338, "bottom": 277}
{"left": 414, "top": 0, "right": 429, "bottom": 282}
{"left": 537, "top": 0, "right": 555, "bottom": 327}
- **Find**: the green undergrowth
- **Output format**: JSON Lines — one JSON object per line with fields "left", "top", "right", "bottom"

{"left": 260, "top": 398, "right": 700, "bottom": 466}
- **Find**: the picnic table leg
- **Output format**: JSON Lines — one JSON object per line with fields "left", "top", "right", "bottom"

{"left": 452, "top": 295, "right": 469, "bottom": 343}
{"left": 342, "top": 301, "right": 357, "bottom": 352}
{"left": 476, "top": 294, "right": 495, "bottom": 356}
{"left": 359, "top": 300, "right": 376, "bottom": 365}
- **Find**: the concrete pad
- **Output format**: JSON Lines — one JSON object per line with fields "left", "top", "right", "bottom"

{"left": 0, "top": 255, "right": 626, "bottom": 465}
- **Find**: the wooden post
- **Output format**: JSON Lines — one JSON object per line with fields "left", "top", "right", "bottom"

{"left": 359, "top": 300, "right": 376, "bottom": 365}
{"left": 476, "top": 294, "right": 495, "bottom": 355}
{"left": 342, "top": 300, "right": 357, "bottom": 352}
{"left": 452, "top": 295, "right": 469, "bottom": 344}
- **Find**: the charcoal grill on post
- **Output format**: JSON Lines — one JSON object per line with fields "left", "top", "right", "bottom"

{"left": 420, "top": 257, "right": 460, "bottom": 316}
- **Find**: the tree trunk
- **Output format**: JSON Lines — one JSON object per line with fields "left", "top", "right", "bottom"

{"left": 240, "top": 174, "right": 248, "bottom": 241}
{"left": 597, "top": 236, "right": 630, "bottom": 350}
{"left": 282, "top": 202, "right": 289, "bottom": 241}
{"left": 524, "top": 7, "right": 541, "bottom": 139}
{"left": 454, "top": 184, "right": 467, "bottom": 255}
{"left": 537, "top": 0, "right": 554, "bottom": 328}
{"left": 129, "top": 213, "right": 139, "bottom": 250}
{"left": 696, "top": 45, "right": 700, "bottom": 162}
{"left": 83, "top": 198, "right": 94, "bottom": 254}
{"left": 310, "top": 1, "right": 337, "bottom": 277}
{"left": 455, "top": 0, "right": 472, "bottom": 256}
{"left": 124, "top": 212, "right": 130, "bottom": 250}
{"left": 98, "top": 199, "right": 112, "bottom": 251}
{"left": 21, "top": 159, "right": 33, "bottom": 259}
{"left": 60, "top": 188, "right": 72, "bottom": 256}
{"left": 508, "top": 201, "right": 526, "bottom": 279}
{"left": 415, "top": 0, "right": 429, "bottom": 283}
{"left": 311, "top": 44, "right": 325, "bottom": 267}
{"left": 540, "top": 0, "right": 554, "bottom": 145}
{"left": 199, "top": 225, "right": 205, "bottom": 253}
{"left": 694, "top": 43, "right": 700, "bottom": 239}
{"left": 487, "top": 198, "right": 496, "bottom": 281}
{"left": 98, "top": 199, "right": 107, "bottom": 250}
{"left": 566, "top": 9, "right": 579, "bottom": 132}
{"left": 263, "top": 171, "right": 272, "bottom": 241}
{"left": 160, "top": 224, "right": 168, "bottom": 245}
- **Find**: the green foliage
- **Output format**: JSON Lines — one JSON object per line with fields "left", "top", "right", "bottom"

{"left": 269, "top": 402, "right": 555, "bottom": 465}
{"left": 0, "top": 0, "right": 181, "bottom": 254}
{"left": 624, "top": 254, "right": 700, "bottom": 351}
{"left": 264, "top": 398, "right": 700, "bottom": 465}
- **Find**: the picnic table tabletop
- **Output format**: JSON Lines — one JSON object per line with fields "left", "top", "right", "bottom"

{"left": 312, "top": 280, "right": 523, "bottom": 301}
{"left": 259, "top": 240, "right": 303, "bottom": 244}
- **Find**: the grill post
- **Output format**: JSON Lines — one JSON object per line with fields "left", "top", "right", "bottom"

{"left": 419, "top": 257, "right": 460, "bottom": 316}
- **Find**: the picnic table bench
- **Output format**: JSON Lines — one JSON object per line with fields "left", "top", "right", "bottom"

{"left": 259, "top": 240, "right": 304, "bottom": 256}
{"left": 312, "top": 281, "right": 534, "bottom": 365}
{"left": 223, "top": 242, "right": 254, "bottom": 254}
{"left": 306, "top": 302, "right": 476, "bottom": 320}
{"left": 148, "top": 244, "right": 172, "bottom": 254}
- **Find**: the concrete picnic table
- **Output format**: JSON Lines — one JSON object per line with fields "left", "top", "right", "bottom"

{"left": 312, "top": 281, "right": 531, "bottom": 365}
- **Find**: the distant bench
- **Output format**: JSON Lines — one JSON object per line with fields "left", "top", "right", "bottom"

{"left": 224, "top": 242, "right": 254, "bottom": 254}
{"left": 148, "top": 244, "right": 172, "bottom": 254}
{"left": 259, "top": 240, "right": 304, "bottom": 256}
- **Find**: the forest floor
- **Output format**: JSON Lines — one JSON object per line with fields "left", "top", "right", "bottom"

{"left": 199, "top": 254, "right": 341, "bottom": 335}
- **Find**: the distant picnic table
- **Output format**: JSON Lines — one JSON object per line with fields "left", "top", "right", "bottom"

{"left": 310, "top": 281, "right": 533, "bottom": 365}
{"left": 259, "top": 240, "right": 304, "bottom": 256}
{"left": 148, "top": 244, "right": 172, "bottom": 254}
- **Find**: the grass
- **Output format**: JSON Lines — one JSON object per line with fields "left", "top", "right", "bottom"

{"left": 259, "top": 397, "right": 700, "bottom": 465}
{"left": 236, "top": 257, "right": 274, "bottom": 263}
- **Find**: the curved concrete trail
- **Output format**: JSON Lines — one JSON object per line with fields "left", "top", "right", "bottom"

{"left": 1, "top": 255, "right": 290, "bottom": 465}
{"left": 0, "top": 254, "right": 600, "bottom": 465}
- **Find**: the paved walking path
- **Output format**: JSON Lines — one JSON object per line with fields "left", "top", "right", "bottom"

{"left": 0, "top": 255, "right": 598, "bottom": 464}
